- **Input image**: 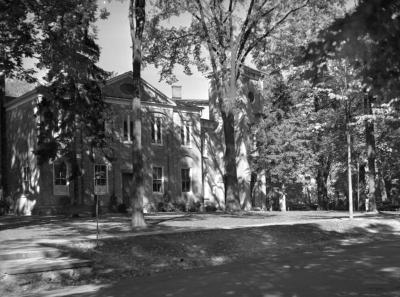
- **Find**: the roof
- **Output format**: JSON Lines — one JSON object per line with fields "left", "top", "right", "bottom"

{"left": 103, "top": 72, "right": 176, "bottom": 106}
{"left": 176, "top": 99, "right": 209, "bottom": 105}
{"left": 174, "top": 99, "right": 207, "bottom": 111}
{"left": 4, "top": 72, "right": 204, "bottom": 113}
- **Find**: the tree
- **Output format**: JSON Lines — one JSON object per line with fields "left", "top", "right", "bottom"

{"left": 0, "top": 0, "right": 37, "bottom": 193}
{"left": 251, "top": 0, "right": 345, "bottom": 210}
{"left": 256, "top": 73, "right": 316, "bottom": 211}
{"left": 143, "top": 0, "right": 328, "bottom": 211}
{"left": 304, "top": 0, "right": 400, "bottom": 211}
{"left": 0, "top": 1, "right": 110, "bottom": 207}
{"left": 129, "top": 0, "right": 146, "bottom": 228}
{"left": 32, "top": 1, "right": 111, "bottom": 210}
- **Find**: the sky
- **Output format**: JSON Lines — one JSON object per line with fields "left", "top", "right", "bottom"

{"left": 95, "top": 0, "right": 355, "bottom": 100}
{"left": 96, "top": 1, "right": 210, "bottom": 100}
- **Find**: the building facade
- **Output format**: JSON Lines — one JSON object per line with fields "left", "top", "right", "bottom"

{"left": 2, "top": 72, "right": 204, "bottom": 214}
{"left": 2, "top": 67, "right": 267, "bottom": 214}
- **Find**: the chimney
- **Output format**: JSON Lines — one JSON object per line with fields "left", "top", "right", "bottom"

{"left": 172, "top": 85, "right": 182, "bottom": 100}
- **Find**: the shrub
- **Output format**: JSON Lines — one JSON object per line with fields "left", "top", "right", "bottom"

{"left": 173, "top": 201, "right": 186, "bottom": 212}
{"left": 187, "top": 201, "right": 201, "bottom": 212}
{"left": 377, "top": 201, "right": 399, "bottom": 211}
{"left": 117, "top": 203, "right": 128, "bottom": 213}
{"left": 205, "top": 204, "right": 217, "bottom": 212}
{"left": 0, "top": 200, "right": 10, "bottom": 215}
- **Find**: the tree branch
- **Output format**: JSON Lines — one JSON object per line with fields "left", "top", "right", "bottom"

{"left": 193, "top": 0, "right": 220, "bottom": 82}
{"left": 239, "top": 0, "right": 310, "bottom": 68}
{"left": 236, "top": 2, "right": 276, "bottom": 65}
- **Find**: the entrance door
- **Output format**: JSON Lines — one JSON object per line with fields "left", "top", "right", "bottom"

{"left": 122, "top": 173, "right": 134, "bottom": 206}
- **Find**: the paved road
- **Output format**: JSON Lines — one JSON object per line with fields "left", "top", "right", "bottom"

{"left": 68, "top": 238, "right": 400, "bottom": 297}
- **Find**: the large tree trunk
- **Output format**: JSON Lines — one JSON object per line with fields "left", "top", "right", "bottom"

{"left": 364, "top": 93, "right": 377, "bottom": 212}
{"left": 316, "top": 155, "right": 331, "bottom": 210}
{"left": 0, "top": 74, "right": 6, "bottom": 195}
{"left": 376, "top": 161, "right": 388, "bottom": 202}
{"left": 221, "top": 110, "right": 240, "bottom": 211}
{"left": 314, "top": 92, "right": 331, "bottom": 210}
{"left": 129, "top": 0, "right": 146, "bottom": 228}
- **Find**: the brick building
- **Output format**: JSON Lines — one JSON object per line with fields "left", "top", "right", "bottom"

{"left": 2, "top": 72, "right": 205, "bottom": 214}
{"left": 1, "top": 67, "right": 267, "bottom": 214}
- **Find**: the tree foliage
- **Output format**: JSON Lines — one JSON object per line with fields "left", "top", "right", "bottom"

{"left": 256, "top": 74, "right": 316, "bottom": 186}
{"left": 143, "top": 0, "right": 336, "bottom": 210}
{"left": 305, "top": 0, "right": 400, "bottom": 100}
{"left": 33, "top": 0, "right": 111, "bottom": 166}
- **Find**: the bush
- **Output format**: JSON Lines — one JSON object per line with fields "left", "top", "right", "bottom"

{"left": 117, "top": 203, "right": 128, "bottom": 213}
{"left": 0, "top": 200, "right": 10, "bottom": 215}
{"left": 187, "top": 201, "right": 201, "bottom": 212}
{"left": 108, "top": 195, "right": 118, "bottom": 212}
{"left": 157, "top": 202, "right": 177, "bottom": 212}
{"left": 173, "top": 202, "right": 186, "bottom": 212}
{"left": 205, "top": 204, "right": 217, "bottom": 212}
{"left": 377, "top": 201, "right": 400, "bottom": 211}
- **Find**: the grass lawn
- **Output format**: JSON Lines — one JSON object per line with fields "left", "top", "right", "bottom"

{"left": 1, "top": 211, "right": 400, "bottom": 296}
{"left": 49, "top": 213, "right": 400, "bottom": 281}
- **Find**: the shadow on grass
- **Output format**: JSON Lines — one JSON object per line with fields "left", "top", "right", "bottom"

{"left": 31, "top": 221, "right": 400, "bottom": 297}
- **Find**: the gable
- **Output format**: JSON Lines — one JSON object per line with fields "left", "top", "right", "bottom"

{"left": 102, "top": 72, "right": 175, "bottom": 106}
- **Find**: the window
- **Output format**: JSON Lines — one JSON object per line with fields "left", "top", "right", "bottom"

{"left": 94, "top": 164, "right": 107, "bottom": 186}
{"left": 54, "top": 163, "right": 67, "bottom": 185}
{"left": 123, "top": 115, "right": 134, "bottom": 142}
{"left": 248, "top": 91, "right": 255, "bottom": 103}
{"left": 94, "top": 164, "right": 108, "bottom": 195}
{"left": 152, "top": 167, "right": 163, "bottom": 193}
{"left": 180, "top": 122, "right": 191, "bottom": 147}
{"left": 151, "top": 116, "right": 162, "bottom": 144}
{"left": 181, "top": 168, "right": 191, "bottom": 193}
{"left": 53, "top": 162, "right": 69, "bottom": 196}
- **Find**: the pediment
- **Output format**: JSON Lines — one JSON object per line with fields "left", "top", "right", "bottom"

{"left": 102, "top": 72, "right": 175, "bottom": 106}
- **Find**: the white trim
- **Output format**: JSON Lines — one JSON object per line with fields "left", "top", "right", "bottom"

{"left": 5, "top": 92, "right": 39, "bottom": 111}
